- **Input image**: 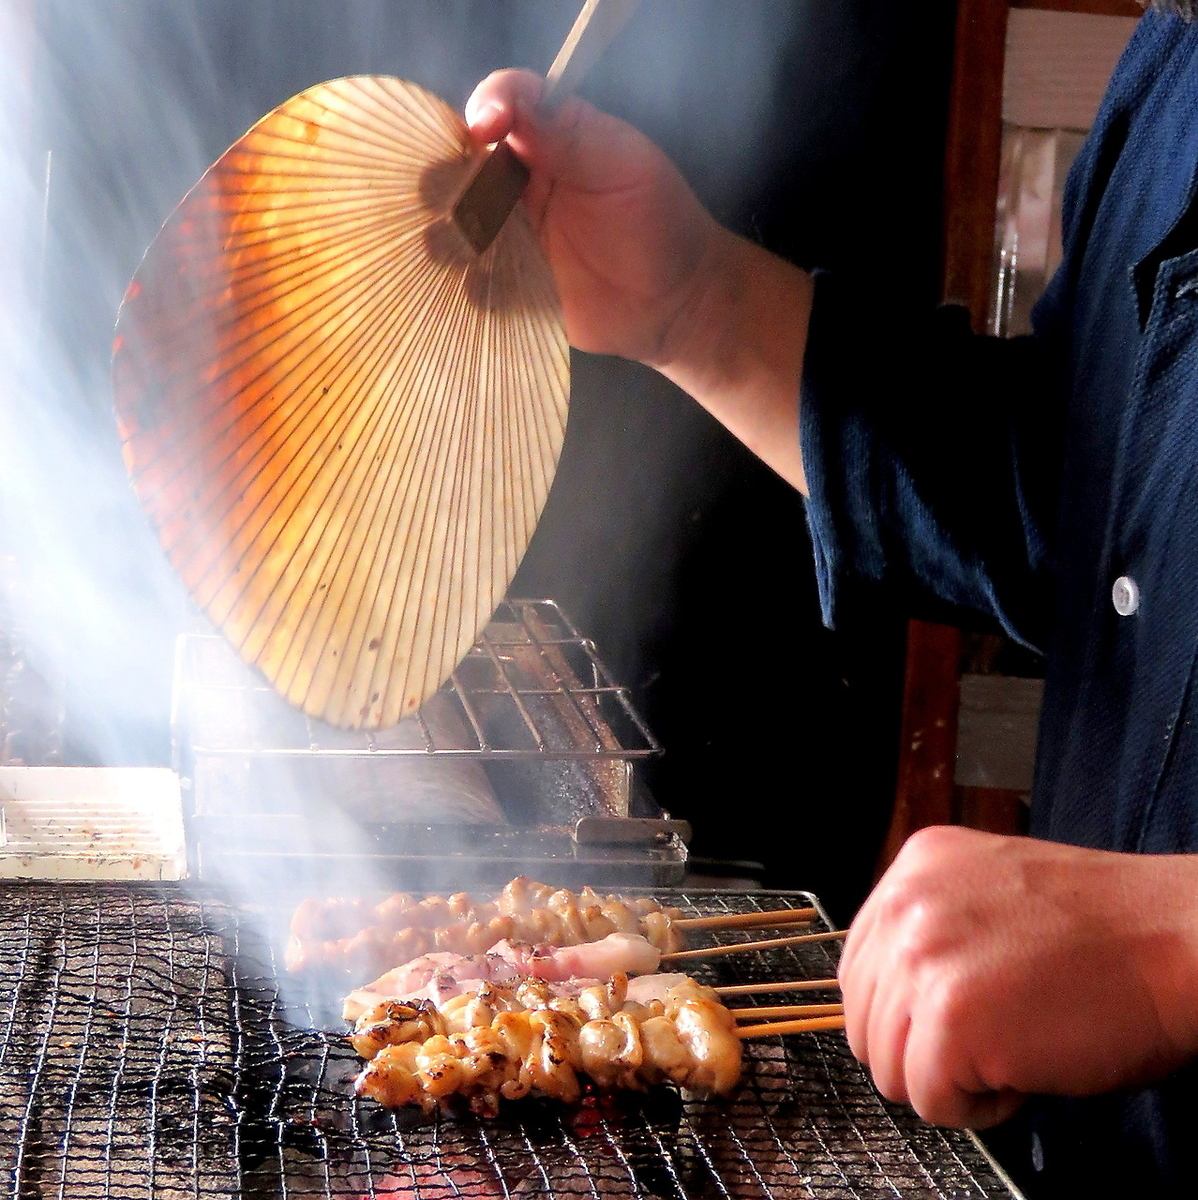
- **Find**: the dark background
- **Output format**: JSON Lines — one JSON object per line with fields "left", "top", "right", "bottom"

{"left": 13, "top": 0, "right": 956, "bottom": 922}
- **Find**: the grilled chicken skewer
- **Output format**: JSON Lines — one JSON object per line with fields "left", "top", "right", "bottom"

{"left": 291, "top": 877, "right": 817, "bottom": 979}
{"left": 288, "top": 876, "right": 686, "bottom": 976}
{"left": 352, "top": 973, "right": 743, "bottom": 1116}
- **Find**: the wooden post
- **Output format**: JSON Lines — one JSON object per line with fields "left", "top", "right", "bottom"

{"left": 878, "top": 0, "right": 1010, "bottom": 875}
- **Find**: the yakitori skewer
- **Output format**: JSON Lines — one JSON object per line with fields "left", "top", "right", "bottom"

{"left": 673, "top": 907, "right": 816, "bottom": 932}
{"left": 351, "top": 973, "right": 745, "bottom": 1112}
{"left": 729, "top": 1003, "right": 844, "bottom": 1021}
{"left": 714, "top": 978, "right": 840, "bottom": 997}
{"left": 736, "top": 1014, "right": 848, "bottom": 1039}
{"left": 661, "top": 928, "right": 847, "bottom": 964}
{"left": 289, "top": 879, "right": 823, "bottom": 977}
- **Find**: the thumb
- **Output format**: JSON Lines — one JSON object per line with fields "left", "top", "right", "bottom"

{"left": 465, "top": 68, "right": 542, "bottom": 144}
{"left": 465, "top": 68, "right": 657, "bottom": 193}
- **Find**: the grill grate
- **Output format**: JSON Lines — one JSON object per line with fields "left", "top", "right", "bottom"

{"left": 179, "top": 599, "right": 660, "bottom": 762}
{"left": 0, "top": 884, "right": 1020, "bottom": 1199}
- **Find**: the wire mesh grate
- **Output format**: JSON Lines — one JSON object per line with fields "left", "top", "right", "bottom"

{"left": 180, "top": 599, "right": 660, "bottom": 761}
{"left": 0, "top": 884, "right": 1018, "bottom": 1199}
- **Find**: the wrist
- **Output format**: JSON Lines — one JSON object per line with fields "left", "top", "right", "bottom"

{"left": 645, "top": 221, "right": 742, "bottom": 379}
{"left": 648, "top": 227, "right": 813, "bottom": 491}
{"left": 1127, "top": 854, "right": 1198, "bottom": 1062}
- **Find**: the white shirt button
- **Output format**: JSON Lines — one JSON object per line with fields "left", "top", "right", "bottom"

{"left": 1112, "top": 575, "right": 1140, "bottom": 616}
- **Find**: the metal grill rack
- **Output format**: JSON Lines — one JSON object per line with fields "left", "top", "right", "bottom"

{"left": 173, "top": 601, "right": 686, "bottom": 888}
{"left": 0, "top": 883, "right": 1022, "bottom": 1199}
{"left": 179, "top": 600, "right": 660, "bottom": 763}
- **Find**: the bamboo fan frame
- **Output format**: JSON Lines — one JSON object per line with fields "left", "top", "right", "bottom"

{"left": 113, "top": 76, "right": 568, "bottom": 729}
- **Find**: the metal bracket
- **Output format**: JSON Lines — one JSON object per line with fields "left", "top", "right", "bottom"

{"left": 572, "top": 817, "right": 691, "bottom": 846}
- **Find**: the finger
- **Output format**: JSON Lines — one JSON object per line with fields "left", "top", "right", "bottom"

{"left": 465, "top": 98, "right": 512, "bottom": 145}
{"left": 904, "top": 1008, "right": 1025, "bottom": 1129}
{"left": 865, "top": 987, "right": 913, "bottom": 1105}
{"left": 838, "top": 901, "right": 883, "bottom": 1065}
{"left": 844, "top": 972, "right": 877, "bottom": 1068}
{"left": 469, "top": 68, "right": 662, "bottom": 194}
{"left": 841, "top": 947, "right": 881, "bottom": 1069}
{"left": 840, "top": 892, "right": 888, "bottom": 993}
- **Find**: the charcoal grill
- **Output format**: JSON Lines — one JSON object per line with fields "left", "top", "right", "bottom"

{"left": 173, "top": 599, "right": 688, "bottom": 889}
{"left": 0, "top": 882, "right": 1022, "bottom": 1198}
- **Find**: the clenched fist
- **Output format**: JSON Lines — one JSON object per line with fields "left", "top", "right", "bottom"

{"left": 839, "top": 826, "right": 1198, "bottom": 1128}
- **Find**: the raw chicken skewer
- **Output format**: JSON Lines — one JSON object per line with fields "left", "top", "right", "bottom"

{"left": 341, "top": 931, "right": 668, "bottom": 1021}
{"left": 340, "top": 924, "right": 841, "bottom": 1024}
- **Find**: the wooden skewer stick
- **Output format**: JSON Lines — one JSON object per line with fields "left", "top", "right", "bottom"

{"left": 736, "top": 1014, "right": 847, "bottom": 1039}
{"left": 674, "top": 907, "right": 816, "bottom": 932}
{"left": 713, "top": 978, "right": 840, "bottom": 997}
{"left": 730, "top": 1003, "right": 844, "bottom": 1020}
{"left": 661, "top": 928, "right": 847, "bottom": 964}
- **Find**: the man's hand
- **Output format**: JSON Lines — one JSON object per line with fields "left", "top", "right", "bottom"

{"left": 465, "top": 71, "right": 814, "bottom": 492}
{"left": 465, "top": 69, "right": 721, "bottom": 369}
{"left": 839, "top": 826, "right": 1198, "bottom": 1128}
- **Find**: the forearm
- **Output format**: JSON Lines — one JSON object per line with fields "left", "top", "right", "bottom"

{"left": 650, "top": 228, "right": 814, "bottom": 494}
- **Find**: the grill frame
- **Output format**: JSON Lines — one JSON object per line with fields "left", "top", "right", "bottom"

{"left": 174, "top": 600, "right": 687, "bottom": 888}
{"left": 176, "top": 599, "right": 661, "bottom": 763}
{"left": 0, "top": 882, "right": 1024, "bottom": 1199}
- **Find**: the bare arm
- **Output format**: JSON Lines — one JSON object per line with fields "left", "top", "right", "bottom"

{"left": 466, "top": 70, "right": 814, "bottom": 492}
{"left": 653, "top": 229, "right": 812, "bottom": 491}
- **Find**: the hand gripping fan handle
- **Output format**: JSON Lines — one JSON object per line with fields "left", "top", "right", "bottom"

{"left": 452, "top": 0, "right": 641, "bottom": 254}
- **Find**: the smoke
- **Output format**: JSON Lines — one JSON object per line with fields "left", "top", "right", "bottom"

{"left": 0, "top": 0, "right": 825, "bottom": 765}
{"left": 1, "top": 2, "right": 943, "bottom": 927}
{"left": 1, "top": 0, "right": 517, "bottom": 768}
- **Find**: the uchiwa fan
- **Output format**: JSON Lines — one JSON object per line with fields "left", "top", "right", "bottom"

{"left": 113, "top": 0, "right": 637, "bottom": 729}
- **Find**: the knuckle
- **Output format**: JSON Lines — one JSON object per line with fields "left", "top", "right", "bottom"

{"left": 876, "top": 872, "right": 920, "bottom": 922}
{"left": 893, "top": 900, "right": 940, "bottom": 972}
{"left": 901, "top": 824, "right": 959, "bottom": 865}
{"left": 551, "top": 98, "right": 591, "bottom": 159}
{"left": 922, "top": 973, "right": 971, "bottom": 1032}
{"left": 873, "top": 877, "right": 940, "bottom": 955}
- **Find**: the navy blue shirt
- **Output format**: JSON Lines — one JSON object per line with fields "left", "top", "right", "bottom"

{"left": 802, "top": 12, "right": 1198, "bottom": 1194}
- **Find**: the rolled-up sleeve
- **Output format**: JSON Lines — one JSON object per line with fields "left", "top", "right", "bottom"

{"left": 800, "top": 269, "right": 1066, "bottom": 652}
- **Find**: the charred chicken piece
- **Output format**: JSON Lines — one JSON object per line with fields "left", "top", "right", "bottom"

{"left": 287, "top": 877, "right": 686, "bottom": 977}
{"left": 349, "top": 1000, "right": 447, "bottom": 1060}
{"left": 351, "top": 975, "right": 742, "bottom": 1115}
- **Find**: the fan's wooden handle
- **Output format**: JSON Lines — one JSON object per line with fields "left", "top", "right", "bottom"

{"left": 543, "top": 0, "right": 641, "bottom": 109}
{"left": 453, "top": 0, "right": 640, "bottom": 255}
